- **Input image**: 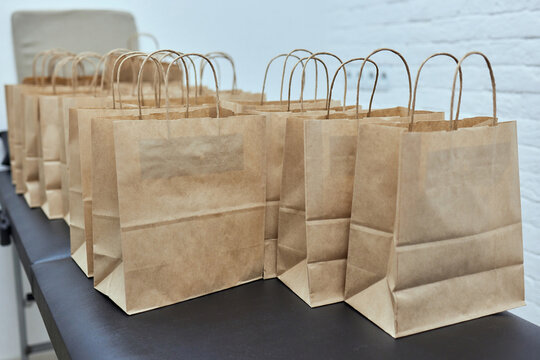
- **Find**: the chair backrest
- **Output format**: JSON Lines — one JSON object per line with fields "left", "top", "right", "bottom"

{"left": 11, "top": 10, "right": 138, "bottom": 82}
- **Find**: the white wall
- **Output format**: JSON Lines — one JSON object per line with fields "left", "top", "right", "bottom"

{"left": 0, "top": 0, "right": 539, "bottom": 358}
{"left": 328, "top": 0, "right": 540, "bottom": 326}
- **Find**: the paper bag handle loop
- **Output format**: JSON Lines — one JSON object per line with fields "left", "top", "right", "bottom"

{"left": 32, "top": 50, "right": 53, "bottom": 85}
{"left": 47, "top": 53, "right": 75, "bottom": 80}
{"left": 52, "top": 55, "right": 87, "bottom": 94}
{"left": 115, "top": 51, "right": 180, "bottom": 109}
{"left": 111, "top": 51, "right": 146, "bottom": 107}
{"left": 71, "top": 52, "right": 101, "bottom": 91}
{"left": 113, "top": 52, "right": 162, "bottom": 109}
{"left": 260, "top": 53, "right": 309, "bottom": 105}
{"left": 157, "top": 52, "right": 198, "bottom": 102}
{"left": 127, "top": 32, "right": 160, "bottom": 50}
{"left": 92, "top": 48, "right": 131, "bottom": 95}
{"left": 114, "top": 50, "right": 191, "bottom": 109}
{"left": 165, "top": 53, "right": 220, "bottom": 120}
{"left": 326, "top": 58, "right": 379, "bottom": 119}
{"left": 199, "top": 52, "right": 237, "bottom": 94}
{"left": 32, "top": 49, "right": 72, "bottom": 86}
{"left": 280, "top": 49, "right": 318, "bottom": 104}
{"left": 163, "top": 53, "right": 201, "bottom": 118}
{"left": 37, "top": 50, "right": 73, "bottom": 87}
{"left": 165, "top": 54, "right": 195, "bottom": 119}
{"left": 298, "top": 52, "right": 348, "bottom": 112}
{"left": 450, "top": 51, "right": 497, "bottom": 130}
{"left": 51, "top": 55, "right": 74, "bottom": 93}
{"left": 135, "top": 50, "right": 192, "bottom": 113}
{"left": 131, "top": 50, "right": 189, "bottom": 108}
{"left": 32, "top": 49, "right": 60, "bottom": 85}
{"left": 356, "top": 48, "right": 412, "bottom": 118}
{"left": 286, "top": 56, "right": 329, "bottom": 112}
{"left": 155, "top": 52, "right": 194, "bottom": 104}
{"left": 409, "top": 53, "right": 464, "bottom": 131}
{"left": 134, "top": 49, "right": 191, "bottom": 105}
{"left": 135, "top": 50, "right": 190, "bottom": 116}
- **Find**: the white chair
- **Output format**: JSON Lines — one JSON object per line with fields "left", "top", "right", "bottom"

{"left": 11, "top": 9, "right": 138, "bottom": 81}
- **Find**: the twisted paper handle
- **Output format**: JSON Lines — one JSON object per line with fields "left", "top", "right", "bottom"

{"left": 163, "top": 53, "right": 220, "bottom": 120}
{"left": 408, "top": 53, "right": 464, "bottom": 131}
{"left": 356, "top": 48, "right": 412, "bottom": 118}
{"left": 297, "top": 52, "right": 348, "bottom": 112}
{"left": 286, "top": 56, "right": 328, "bottom": 112}
{"left": 326, "top": 58, "right": 380, "bottom": 119}
{"left": 199, "top": 52, "right": 237, "bottom": 95}
{"left": 280, "top": 49, "right": 318, "bottom": 104}
{"left": 259, "top": 53, "right": 310, "bottom": 105}
{"left": 449, "top": 51, "right": 496, "bottom": 130}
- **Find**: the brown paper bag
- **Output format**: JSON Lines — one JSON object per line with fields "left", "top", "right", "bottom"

{"left": 62, "top": 89, "right": 135, "bottom": 226}
{"left": 64, "top": 78, "right": 181, "bottom": 229}
{"left": 344, "top": 52, "right": 524, "bottom": 337}
{"left": 70, "top": 91, "right": 267, "bottom": 279}
{"left": 92, "top": 102, "right": 264, "bottom": 314}
{"left": 41, "top": 52, "right": 118, "bottom": 221}
{"left": 277, "top": 49, "right": 447, "bottom": 307}
{"left": 276, "top": 107, "right": 443, "bottom": 307}
{"left": 46, "top": 88, "right": 137, "bottom": 221}
{"left": 253, "top": 108, "right": 342, "bottom": 279}
{"left": 67, "top": 49, "right": 215, "bottom": 276}
{"left": 22, "top": 84, "right": 78, "bottom": 207}
{"left": 5, "top": 49, "right": 88, "bottom": 193}
{"left": 7, "top": 84, "right": 31, "bottom": 193}
{"left": 91, "top": 107, "right": 188, "bottom": 285}
{"left": 224, "top": 53, "right": 355, "bottom": 278}
{"left": 219, "top": 89, "right": 262, "bottom": 102}
{"left": 62, "top": 94, "right": 107, "bottom": 221}
{"left": 11, "top": 50, "right": 73, "bottom": 195}
{"left": 9, "top": 84, "right": 32, "bottom": 193}
{"left": 171, "top": 52, "right": 335, "bottom": 280}
{"left": 5, "top": 82, "right": 68, "bottom": 193}
{"left": 4, "top": 85, "right": 17, "bottom": 182}
{"left": 238, "top": 100, "right": 341, "bottom": 280}
{"left": 38, "top": 91, "right": 73, "bottom": 219}
{"left": 59, "top": 53, "right": 112, "bottom": 223}
{"left": 68, "top": 97, "right": 116, "bottom": 277}
{"left": 84, "top": 50, "right": 220, "bottom": 279}
{"left": 221, "top": 98, "right": 343, "bottom": 114}
{"left": 17, "top": 82, "right": 72, "bottom": 201}
{"left": 69, "top": 99, "right": 215, "bottom": 277}
{"left": 22, "top": 90, "right": 43, "bottom": 206}
{"left": 21, "top": 83, "right": 82, "bottom": 208}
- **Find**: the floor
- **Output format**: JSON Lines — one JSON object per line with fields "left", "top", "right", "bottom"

{"left": 8, "top": 351, "right": 58, "bottom": 360}
{"left": 31, "top": 352, "right": 57, "bottom": 360}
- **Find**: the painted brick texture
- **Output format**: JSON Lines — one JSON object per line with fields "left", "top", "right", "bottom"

{"left": 327, "top": 0, "right": 540, "bottom": 325}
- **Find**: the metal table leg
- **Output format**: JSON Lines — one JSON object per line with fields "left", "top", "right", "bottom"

{"left": 5, "top": 212, "right": 54, "bottom": 359}
{"left": 12, "top": 244, "right": 29, "bottom": 360}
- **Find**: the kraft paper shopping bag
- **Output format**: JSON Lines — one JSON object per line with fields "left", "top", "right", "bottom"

{"left": 224, "top": 52, "right": 358, "bottom": 278}
{"left": 92, "top": 54, "right": 265, "bottom": 314}
{"left": 344, "top": 51, "right": 524, "bottom": 337}
{"left": 109, "top": 113, "right": 264, "bottom": 313}
{"left": 277, "top": 49, "right": 445, "bottom": 307}
{"left": 69, "top": 48, "right": 218, "bottom": 277}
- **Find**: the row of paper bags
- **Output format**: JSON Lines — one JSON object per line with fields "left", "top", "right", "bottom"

{"left": 4, "top": 48, "right": 524, "bottom": 338}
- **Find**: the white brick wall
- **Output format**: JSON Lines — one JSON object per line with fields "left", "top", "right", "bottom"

{"left": 328, "top": 0, "right": 540, "bottom": 325}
